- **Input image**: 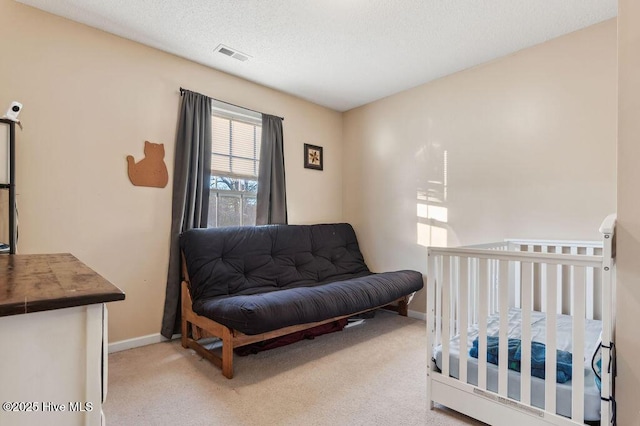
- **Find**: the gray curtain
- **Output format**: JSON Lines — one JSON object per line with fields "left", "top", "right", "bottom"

{"left": 256, "top": 114, "right": 287, "bottom": 225}
{"left": 161, "top": 90, "right": 212, "bottom": 339}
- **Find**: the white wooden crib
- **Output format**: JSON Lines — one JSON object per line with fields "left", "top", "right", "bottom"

{"left": 426, "top": 214, "right": 616, "bottom": 426}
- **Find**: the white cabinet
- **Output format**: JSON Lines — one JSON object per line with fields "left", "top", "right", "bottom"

{"left": 0, "top": 304, "right": 107, "bottom": 425}
{"left": 0, "top": 253, "right": 125, "bottom": 426}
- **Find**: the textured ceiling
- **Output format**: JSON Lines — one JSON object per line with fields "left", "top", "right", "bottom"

{"left": 17, "top": 0, "right": 616, "bottom": 112}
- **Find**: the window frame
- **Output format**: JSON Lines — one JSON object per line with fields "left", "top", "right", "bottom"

{"left": 209, "top": 100, "right": 262, "bottom": 228}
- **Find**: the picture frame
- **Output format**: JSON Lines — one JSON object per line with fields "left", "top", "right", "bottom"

{"left": 304, "top": 143, "right": 323, "bottom": 171}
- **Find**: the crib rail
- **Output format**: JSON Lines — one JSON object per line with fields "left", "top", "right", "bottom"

{"left": 427, "top": 214, "right": 616, "bottom": 426}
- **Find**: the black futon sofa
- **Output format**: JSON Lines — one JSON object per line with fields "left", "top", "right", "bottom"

{"left": 180, "top": 223, "right": 423, "bottom": 378}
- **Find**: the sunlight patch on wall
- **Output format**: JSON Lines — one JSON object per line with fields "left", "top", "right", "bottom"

{"left": 417, "top": 204, "right": 448, "bottom": 222}
{"left": 416, "top": 148, "right": 449, "bottom": 247}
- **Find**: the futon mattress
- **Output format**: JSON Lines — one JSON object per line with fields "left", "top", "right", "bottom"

{"left": 193, "top": 270, "right": 423, "bottom": 335}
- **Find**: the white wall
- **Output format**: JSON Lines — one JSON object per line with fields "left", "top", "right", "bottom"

{"left": 343, "top": 20, "right": 617, "bottom": 314}
{"left": 616, "top": 1, "right": 640, "bottom": 423}
{"left": 0, "top": 0, "right": 343, "bottom": 342}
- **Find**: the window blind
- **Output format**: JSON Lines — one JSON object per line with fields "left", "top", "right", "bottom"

{"left": 211, "top": 100, "right": 261, "bottom": 179}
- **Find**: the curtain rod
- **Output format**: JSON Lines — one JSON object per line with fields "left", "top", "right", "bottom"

{"left": 179, "top": 87, "right": 284, "bottom": 121}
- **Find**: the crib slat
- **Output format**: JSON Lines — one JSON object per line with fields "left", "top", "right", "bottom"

{"left": 470, "top": 258, "right": 478, "bottom": 325}
{"left": 453, "top": 257, "right": 459, "bottom": 336}
{"left": 459, "top": 257, "right": 469, "bottom": 384}
{"left": 435, "top": 256, "right": 442, "bottom": 351}
{"left": 508, "top": 259, "right": 517, "bottom": 310}
{"left": 571, "top": 266, "right": 585, "bottom": 424}
{"left": 520, "top": 262, "right": 533, "bottom": 405}
{"left": 513, "top": 260, "right": 522, "bottom": 309}
{"left": 488, "top": 259, "right": 494, "bottom": 315}
{"left": 450, "top": 257, "right": 457, "bottom": 337}
{"left": 498, "top": 260, "right": 509, "bottom": 397}
{"left": 478, "top": 258, "right": 488, "bottom": 390}
{"left": 568, "top": 247, "right": 578, "bottom": 317}
{"left": 426, "top": 251, "right": 437, "bottom": 409}
{"left": 556, "top": 246, "right": 563, "bottom": 315}
{"left": 540, "top": 246, "right": 548, "bottom": 313}
{"left": 545, "top": 262, "right": 558, "bottom": 415}
{"left": 585, "top": 247, "right": 594, "bottom": 320}
{"left": 442, "top": 256, "right": 451, "bottom": 378}
{"left": 495, "top": 259, "right": 500, "bottom": 314}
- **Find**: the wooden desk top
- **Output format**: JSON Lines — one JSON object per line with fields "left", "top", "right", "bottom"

{"left": 0, "top": 253, "right": 125, "bottom": 317}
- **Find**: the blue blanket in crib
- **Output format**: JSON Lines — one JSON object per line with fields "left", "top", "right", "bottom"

{"left": 469, "top": 336, "right": 573, "bottom": 383}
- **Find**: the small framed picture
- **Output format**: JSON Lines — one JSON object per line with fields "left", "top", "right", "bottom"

{"left": 304, "top": 143, "right": 323, "bottom": 171}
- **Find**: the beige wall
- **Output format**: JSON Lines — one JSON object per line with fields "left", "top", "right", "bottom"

{"left": 0, "top": 0, "right": 343, "bottom": 342}
{"left": 616, "top": 1, "right": 640, "bottom": 424}
{"left": 343, "top": 20, "right": 617, "bottom": 315}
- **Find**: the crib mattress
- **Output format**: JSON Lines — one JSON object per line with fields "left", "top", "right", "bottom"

{"left": 433, "top": 308, "right": 602, "bottom": 421}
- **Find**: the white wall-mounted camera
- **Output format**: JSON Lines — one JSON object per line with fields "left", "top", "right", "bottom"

{"left": 4, "top": 102, "right": 22, "bottom": 122}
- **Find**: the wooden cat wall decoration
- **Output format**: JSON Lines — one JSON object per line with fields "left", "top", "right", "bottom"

{"left": 126, "top": 141, "right": 168, "bottom": 188}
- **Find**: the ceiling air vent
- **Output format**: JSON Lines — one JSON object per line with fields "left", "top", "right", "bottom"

{"left": 215, "top": 44, "right": 251, "bottom": 62}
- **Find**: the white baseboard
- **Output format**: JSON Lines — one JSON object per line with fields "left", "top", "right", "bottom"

{"left": 108, "top": 333, "right": 180, "bottom": 353}
{"left": 408, "top": 309, "right": 426, "bottom": 321}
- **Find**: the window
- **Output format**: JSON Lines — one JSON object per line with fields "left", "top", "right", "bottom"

{"left": 208, "top": 100, "right": 261, "bottom": 227}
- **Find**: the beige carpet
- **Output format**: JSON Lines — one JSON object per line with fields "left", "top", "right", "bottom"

{"left": 103, "top": 311, "right": 485, "bottom": 425}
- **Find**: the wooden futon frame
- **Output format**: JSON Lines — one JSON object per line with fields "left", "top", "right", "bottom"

{"left": 180, "top": 260, "right": 411, "bottom": 379}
